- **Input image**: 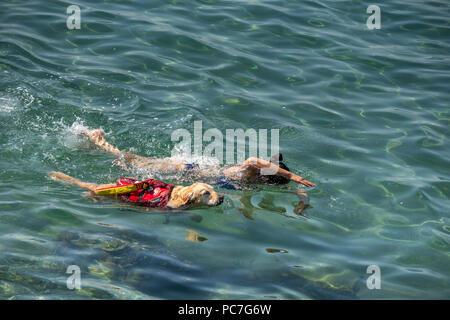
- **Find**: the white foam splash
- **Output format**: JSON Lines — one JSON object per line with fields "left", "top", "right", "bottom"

{"left": 57, "top": 118, "right": 94, "bottom": 149}
{"left": 170, "top": 153, "right": 221, "bottom": 167}
{"left": 0, "top": 87, "right": 35, "bottom": 113}
{"left": 0, "top": 96, "right": 18, "bottom": 113}
{"left": 66, "top": 118, "right": 91, "bottom": 135}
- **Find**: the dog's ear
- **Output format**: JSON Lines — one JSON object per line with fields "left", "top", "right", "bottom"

{"left": 187, "top": 192, "right": 195, "bottom": 201}
{"left": 180, "top": 191, "right": 195, "bottom": 205}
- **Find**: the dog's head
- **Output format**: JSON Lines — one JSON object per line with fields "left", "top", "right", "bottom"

{"left": 169, "top": 183, "right": 224, "bottom": 208}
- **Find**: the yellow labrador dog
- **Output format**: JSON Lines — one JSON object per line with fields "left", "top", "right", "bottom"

{"left": 48, "top": 171, "right": 224, "bottom": 209}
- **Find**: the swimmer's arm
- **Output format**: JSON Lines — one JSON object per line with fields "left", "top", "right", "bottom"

{"left": 80, "top": 129, "right": 124, "bottom": 157}
{"left": 81, "top": 129, "right": 155, "bottom": 162}
{"left": 80, "top": 129, "right": 187, "bottom": 171}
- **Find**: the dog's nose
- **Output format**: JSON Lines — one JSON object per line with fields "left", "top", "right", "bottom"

{"left": 217, "top": 194, "right": 224, "bottom": 204}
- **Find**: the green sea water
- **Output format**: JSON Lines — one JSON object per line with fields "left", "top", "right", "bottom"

{"left": 0, "top": 0, "right": 449, "bottom": 299}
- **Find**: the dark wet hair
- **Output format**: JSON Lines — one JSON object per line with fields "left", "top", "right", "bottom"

{"left": 264, "top": 153, "right": 290, "bottom": 185}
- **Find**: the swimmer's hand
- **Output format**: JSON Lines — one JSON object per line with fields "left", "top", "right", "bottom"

{"left": 80, "top": 129, "right": 104, "bottom": 140}
{"left": 290, "top": 175, "right": 315, "bottom": 187}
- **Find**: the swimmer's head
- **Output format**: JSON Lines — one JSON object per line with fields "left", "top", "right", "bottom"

{"left": 262, "top": 153, "right": 291, "bottom": 185}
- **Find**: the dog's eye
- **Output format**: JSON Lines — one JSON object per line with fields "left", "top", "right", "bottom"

{"left": 203, "top": 191, "right": 210, "bottom": 196}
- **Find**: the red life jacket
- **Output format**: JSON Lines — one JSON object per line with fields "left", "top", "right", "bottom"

{"left": 117, "top": 177, "right": 174, "bottom": 208}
